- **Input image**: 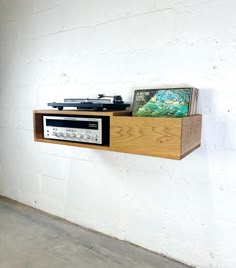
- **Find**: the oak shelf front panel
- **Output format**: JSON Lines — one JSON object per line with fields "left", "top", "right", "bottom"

{"left": 110, "top": 115, "right": 201, "bottom": 159}
{"left": 33, "top": 110, "right": 202, "bottom": 160}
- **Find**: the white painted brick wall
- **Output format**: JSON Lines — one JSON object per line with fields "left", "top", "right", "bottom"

{"left": 1, "top": 0, "right": 236, "bottom": 267}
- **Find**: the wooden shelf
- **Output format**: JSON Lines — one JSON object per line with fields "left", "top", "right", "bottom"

{"left": 33, "top": 110, "right": 202, "bottom": 160}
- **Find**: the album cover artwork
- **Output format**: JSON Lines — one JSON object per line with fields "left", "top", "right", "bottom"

{"left": 132, "top": 88, "right": 192, "bottom": 117}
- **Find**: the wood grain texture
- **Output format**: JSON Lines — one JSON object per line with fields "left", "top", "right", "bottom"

{"left": 110, "top": 117, "right": 182, "bottom": 159}
{"left": 181, "top": 115, "right": 202, "bottom": 157}
{"left": 34, "top": 137, "right": 111, "bottom": 151}
{"left": 33, "top": 110, "right": 202, "bottom": 160}
{"left": 33, "top": 112, "right": 44, "bottom": 139}
{"left": 33, "top": 110, "right": 131, "bottom": 117}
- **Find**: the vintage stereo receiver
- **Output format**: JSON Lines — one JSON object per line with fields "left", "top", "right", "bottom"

{"left": 43, "top": 116, "right": 109, "bottom": 145}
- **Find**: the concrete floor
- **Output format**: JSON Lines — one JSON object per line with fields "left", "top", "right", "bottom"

{"left": 0, "top": 197, "right": 191, "bottom": 268}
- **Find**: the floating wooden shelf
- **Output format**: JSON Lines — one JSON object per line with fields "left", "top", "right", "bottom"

{"left": 33, "top": 110, "right": 202, "bottom": 160}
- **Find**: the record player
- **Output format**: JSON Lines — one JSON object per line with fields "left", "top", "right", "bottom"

{"left": 48, "top": 94, "right": 130, "bottom": 111}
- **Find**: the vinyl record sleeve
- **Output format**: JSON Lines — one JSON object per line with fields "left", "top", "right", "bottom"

{"left": 132, "top": 88, "right": 193, "bottom": 117}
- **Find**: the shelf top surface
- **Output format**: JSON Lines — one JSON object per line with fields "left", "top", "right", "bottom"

{"left": 34, "top": 109, "right": 132, "bottom": 116}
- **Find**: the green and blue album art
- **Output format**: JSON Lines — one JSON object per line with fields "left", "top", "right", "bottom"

{"left": 132, "top": 88, "right": 191, "bottom": 117}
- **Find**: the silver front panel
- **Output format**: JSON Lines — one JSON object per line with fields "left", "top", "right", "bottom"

{"left": 43, "top": 116, "right": 102, "bottom": 144}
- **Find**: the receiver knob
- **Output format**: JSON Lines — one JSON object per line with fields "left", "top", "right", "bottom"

{"left": 70, "top": 133, "right": 76, "bottom": 138}
{"left": 78, "top": 134, "right": 84, "bottom": 139}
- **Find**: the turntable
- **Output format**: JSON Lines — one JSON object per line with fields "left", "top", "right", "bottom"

{"left": 48, "top": 94, "right": 130, "bottom": 111}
